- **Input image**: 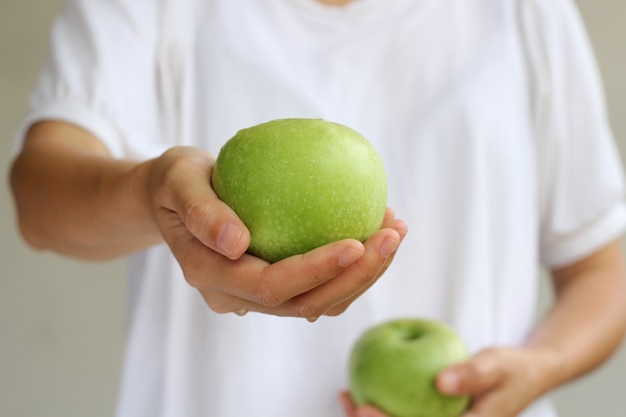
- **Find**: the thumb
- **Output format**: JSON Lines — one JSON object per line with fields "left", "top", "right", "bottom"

{"left": 152, "top": 147, "right": 250, "bottom": 260}
{"left": 213, "top": 217, "right": 250, "bottom": 260}
{"left": 177, "top": 187, "right": 250, "bottom": 260}
{"left": 436, "top": 349, "right": 506, "bottom": 397}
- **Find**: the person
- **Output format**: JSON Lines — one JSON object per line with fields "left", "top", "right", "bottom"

{"left": 9, "top": 0, "right": 626, "bottom": 416}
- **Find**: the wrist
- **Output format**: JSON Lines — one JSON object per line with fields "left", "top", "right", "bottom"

{"left": 522, "top": 346, "right": 568, "bottom": 397}
{"left": 119, "top": 156, "right": 164, "bottom": 244}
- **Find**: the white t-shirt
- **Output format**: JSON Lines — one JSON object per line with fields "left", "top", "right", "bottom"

{"left": 21, "top": 0, "right": 626, "bottom": 416}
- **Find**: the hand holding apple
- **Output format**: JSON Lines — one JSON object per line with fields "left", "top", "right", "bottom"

{"left": 148, "top": 146, "right": 407, "bottom": 319}
{"left": 343, "top": 343, "right": 559, "bottom": 417}
{"left": 347, "top": 318, "right": 470, "bottom": 417}
{"left": 435, "top": 347, "right": 558, "bottom": 417}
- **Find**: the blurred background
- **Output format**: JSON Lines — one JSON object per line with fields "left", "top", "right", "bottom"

{"left": 1, "top": 1, "right": 625, "bottom": 416}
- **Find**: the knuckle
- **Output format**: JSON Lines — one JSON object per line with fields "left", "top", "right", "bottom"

{"left": 255, "top": 277, "right": 286, "bottom": 307}
{"left": 358, "top": 270, "right": 376, "bottom": 287}
{"left": 299, "top": 252, "right": 332, "bottom": 286}
{"left": 346, "top": 271, "right": 377, "bottom": 296}
{"left": 464, "top": 360, "right": 487, "bottom": 382}
{"left": 183, "top": 199, "right": 214, "bottom": 234}
{"left": 325, "top": 301, "right": 351, "bottom": 316}
{"left": 153, "top": 149, "right": 185, "bottom": 193}
{"left": 305, "top": 261, "right": 327, "bottom": 285}
{"left": 201, "top": 293, "right": 235, "bottom": 315}
{"left": 183, "top": 270, "right": 204, "bottom": 289}
{"left": 295, "top": 303, "right": 325, "bottom": 320}
{"left": 207, "top": 302, "right": 231, "bottom": 314}
{"left": 349, "top": 260, "right": 377, "bottom": 287}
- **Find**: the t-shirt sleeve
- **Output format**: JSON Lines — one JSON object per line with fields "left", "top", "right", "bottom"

{"left": 521, "top": 0, "right": 626, "bottom": 269}
{"left": 16, "top": 0, "right": 161, "bottom": 159}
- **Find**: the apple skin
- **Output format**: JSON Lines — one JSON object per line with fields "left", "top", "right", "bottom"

{"left": 348, "top": 318, "right": 471, "bottom": 417}
{"left": 212, "top": 118, "right": 387, "bottom": 263}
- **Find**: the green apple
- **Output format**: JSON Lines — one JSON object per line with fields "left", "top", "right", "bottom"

{"left": 212, "top": 118, "right": 387, "bottom": 263}
{"left": 348, "top": 318, "right": 470, "bottom": 417}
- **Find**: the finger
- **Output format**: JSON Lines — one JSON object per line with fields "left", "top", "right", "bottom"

{"left": 380, "top": 206, "right": 397, "bottom": 227}
{"left": 463, "top": 390, "right": 515, "bottom": 417}
{"left": 285, "top": 227, "right": 401, "bottom": 319}
{"left": 191, "top": 207, "right": 401, "bottom": 306}
{"left": 197, "top": 240, "right": 364, "bottom": 316}
{"left": 356, "top": 405, "right": 390, "bottom": 417}
{"left": 175, "top": 178, "right": 250, "bottom": 260}
{"left": 207, "top": 238, "right": 365, "bottom": 307}
{"left": 153, "top": 147, "right": 250, "bottom": 260}
{"left": 203, "top": 227, "right": 398, "bottom": 318}
{"left": 339, "top": 391, "right": 358, "bottom": 417}
{"left": 159, "top": 210, "right": 247, "bottom": 292}
{"left": 460, "top": 349, "right": 554, "bottom": 417}
{"left": 325, "top": 218, "right": 408, "bottom": 316}
{"left": 367, "top": 214, "right": 408, "bottom": 277}
{"left": 209, "top": 211, "right": 406, "bottom": 316}
{"left": 368, "top": 212, "right": 409, "bottom": 279}
{"left": 459, "top": 374, "right": 528, "bottom": 417}
{"left": 437, "top": 348, "right": 507, "bottom": 396}
{"left": 380, "top": 210, "right": 409, "bottom": 243}
{"left": 339, "top": 392, "right": 389, "bottom": 417}
{"left": 257, "top": 239, "right": 366, "bottom": 311}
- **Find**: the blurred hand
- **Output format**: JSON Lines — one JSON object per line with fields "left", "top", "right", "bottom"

{"left": 340, "top": 346, "right": 556, "bottom": 417}
{"left": 149, "top": 146, "right": 408, "bottom": 319}
{"left": 436, "top": 347, "right": 557, "bottom": 417}
{"left": 340, "top": 391, "right": 388, "bottom": 417}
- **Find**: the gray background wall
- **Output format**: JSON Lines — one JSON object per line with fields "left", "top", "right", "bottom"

{"left": 1, "top": 1, "right": 624, "bottom": 416}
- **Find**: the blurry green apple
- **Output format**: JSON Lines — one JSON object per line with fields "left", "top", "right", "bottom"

{"left": 212, "top": 118, "right": 387, "bottom": 263}
{"left": 348, "top": 318, "right": 470, "bottom": 417}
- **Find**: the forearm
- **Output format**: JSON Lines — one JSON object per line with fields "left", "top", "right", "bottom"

{"left": 430, "top": 239, "right": 626, "bottom": 417}
{"left": 10, "top": 122, "right": 162, "bottom": 260}
{"left": 525, "top": 239, "right": 626, "bottom": 393}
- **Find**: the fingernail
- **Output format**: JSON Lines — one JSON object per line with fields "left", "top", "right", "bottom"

{"left": 438, "top": 371, "right": 460, "bottom": 394}
{"left": 338, "top": 245, "right": 362, "bottom": 267}
{"left": 380, "top": 237, "right": 399, "bottom": 258}
{"left": 217, "top": 222, "right": 243, "bottom": 258}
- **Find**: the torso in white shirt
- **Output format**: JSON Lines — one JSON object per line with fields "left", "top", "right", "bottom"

{"left": 24, "top": 0, "right": 626, "bottom": 416}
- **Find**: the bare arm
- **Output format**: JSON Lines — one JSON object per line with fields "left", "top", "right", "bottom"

{"left": 342, "top": 238, "right": 626, "bottom": 417}
{"left": 10, "top": 121, "right": 166, "bottom": 259}
{"left": 10, "top": 121, "right": 408, "bottom": 319}
{"left": 527, "top": 237, "right": 626, "bottom": 385}
{"left": 435, "top": 238, "right": 626, "bottom": 417}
